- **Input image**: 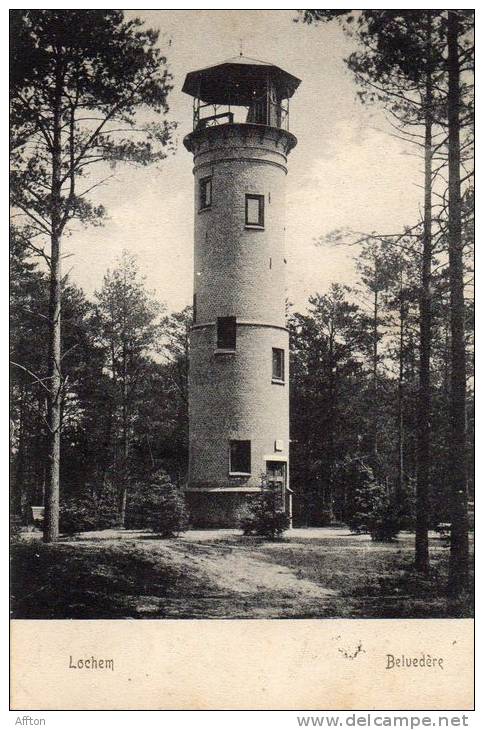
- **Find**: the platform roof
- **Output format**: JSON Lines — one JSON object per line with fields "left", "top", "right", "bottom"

{"left": 182, "top": 55, "right": 301, "bottom": 105}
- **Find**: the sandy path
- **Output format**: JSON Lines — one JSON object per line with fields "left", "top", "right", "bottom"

{"left": 169, "top": 540, "right": 336, "bottom": 599}
{"left": 76, "top": 532, "right": 335, "bottom": 599}
{"left": 68, "top": 530, "right": 337, "bottom": 616}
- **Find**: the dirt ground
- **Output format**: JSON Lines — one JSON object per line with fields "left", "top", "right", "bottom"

{"left": 11, "top": 528, "right": 473, "bottom": 619}
{"left": 60, "top": 527, "right": 340, "bottom": 617}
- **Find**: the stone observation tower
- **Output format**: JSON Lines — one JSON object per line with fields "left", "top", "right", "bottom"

{"left": 182, "top": 55, "right": 300, "bottom": 527}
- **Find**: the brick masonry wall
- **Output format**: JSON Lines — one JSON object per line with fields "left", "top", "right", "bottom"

{"left": 190, "top": 126, "right": 292, "bottom": 327}
{"left": 189, "top": 324, "right": 289, "bottom": 488}
{"left": 185, "top": 491, "right": 259, "bottom": 529}
{"left": 184, "top": 124, "right": 296, "bottom": 522}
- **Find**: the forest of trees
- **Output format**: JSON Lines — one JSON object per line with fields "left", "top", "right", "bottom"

{"left": 10, "top": 240, "right": 191, "bottom": 527}
{"left": 288, "top": 242, "right": 474, "bottom": 530}
{"left": 10, "top": 10, "right": 473, "bottom": 596}
{"left": 296, "top": 9, "right": 474, "bottom": 592}
{"left": 10, "top": 232, "right": 474, "bottom": 535}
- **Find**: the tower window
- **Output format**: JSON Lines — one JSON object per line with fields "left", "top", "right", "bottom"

{"left": 193, "top": 293, "right": 197, "bottom": 323}
{"left": 272, "top": 348, "right": 285, "bottom": 382}
{"left": 217, "top": 316, "right": 236, "bottom": 350}
{"left": 199, "top": 176, "right": 212, "bottom": 210}
{"left": 245, "top": 194, "right": 264, "bottom": 227}
{"left": 229, "top": 440, "right": 251, "bottom": 475}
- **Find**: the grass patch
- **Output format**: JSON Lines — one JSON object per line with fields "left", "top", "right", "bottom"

{"left": 10, "top": 530, "right": 474, "bottom": 619}
{"left": 10, "top": 539, "right": 219, "bottom": 619}
{"left": 257, "top": 536, "right": 474, "bottom": 618}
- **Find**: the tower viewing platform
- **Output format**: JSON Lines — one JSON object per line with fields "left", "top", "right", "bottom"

{"left": 183, "top": 55, "right": 300, "bottom": 132}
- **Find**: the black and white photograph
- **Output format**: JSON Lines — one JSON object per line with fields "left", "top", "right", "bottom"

{"left": 9, "top": 5, "right": 475, "bottom": 711}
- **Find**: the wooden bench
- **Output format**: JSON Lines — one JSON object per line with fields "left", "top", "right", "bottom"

{"left": 31, "top": 506, "right": 45, "bottom": 524}
{"left": 435, "top": 522, "right": 451, "bottom": 541}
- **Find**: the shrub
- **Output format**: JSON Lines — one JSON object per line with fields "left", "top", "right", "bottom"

{"left": 60, "top": 497, "right": 99, "bottom": 535}
{"left": 93, "top": 484, "right": 120, "bottom": 529}
{"left": 59, "top": 489, "right": 119, "bottom": 535}
{"left": 335, "top": 455, "right": 375, "bottom": 526}
{"left": 127, "top": 471, "right": 188, "bottom": 537}
{"left": 155, "top": 484, "right": 189, "bottom": 538}
{"left": 366, "top": 499, "right": 401, "bottom": 542}
{"left": 240, "top": 478, "right": 290, "bottom": 540}
{"left": 348, "top": 477, "right": 400, "bottom": 542}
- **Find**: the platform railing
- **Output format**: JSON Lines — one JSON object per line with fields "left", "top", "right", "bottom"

{"left": 193, "top": 97, "right": 289, "bottom": 132}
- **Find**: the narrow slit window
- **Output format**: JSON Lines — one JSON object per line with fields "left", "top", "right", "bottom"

{"left": 193, "top": 293, "right": 197, "bottom": 323}
{"left": 272, "top": 348, "right": 285, "bottom": 382}
{"left": 230, "top": 440, "right": 251, "bottom": 474}
{"left": 199, "top": 176, "right": 212, "bottom": 210}
{"left": 217, "top": 316, "right": 236, "bottom": 350}
{"left": 245, "top": 194, "right": 264, "bottom": 227}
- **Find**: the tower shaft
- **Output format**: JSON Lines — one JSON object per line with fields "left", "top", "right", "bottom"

{"left": 182, "top": 58, "right": 300, "bottom": 527}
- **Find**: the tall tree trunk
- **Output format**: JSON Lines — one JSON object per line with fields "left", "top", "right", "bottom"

{"left": 396, "top": 273, "right": 405, "bottom": 505}
{"left": 118, "top": 294, "right": 129, "bottom": 525}
{"left": 43, "top": 57, "right": 63, "bottom": 543}
{"left": 323, "top": 327, "right": 335, "bottom": 523}
{"left": 13, "top": 383, "right": 26, "bottom": 518}
{"left": 415, "top": 14, "right": 433, "bottom": 572}
{"left": 32, "top": 394, "right": 46, "bottom": 507}
{"left": 447, "top": 9, "right": 469, "bottom": 595}
{"left": 119, "top": 362, "right": 128, "bottom": 526}
{"left": 99, "top": 407, "right": 114, "bottom": 499}
{"left": 44, "top": 239, "right": 62, "bottom": 542}
{"left": 372, "top": 287, "right": 379, "bottom": 459}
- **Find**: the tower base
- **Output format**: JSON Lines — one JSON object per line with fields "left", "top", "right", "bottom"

{"left": 185, "top": 490, "right": 260, "bottom": 528}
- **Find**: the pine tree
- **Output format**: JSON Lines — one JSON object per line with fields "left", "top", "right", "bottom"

{"left": 94, "top": 251, "right": 163, "bottom": 525}
{"left": 298, "top": 9, "right": 473, "bottom": 587}
{"left": 10, "top": 9, "right": 174, "bottom": 542}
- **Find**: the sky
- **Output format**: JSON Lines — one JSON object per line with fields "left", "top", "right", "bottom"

{"left": 63, "top": 9, "right": 424, "bottom": 315}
